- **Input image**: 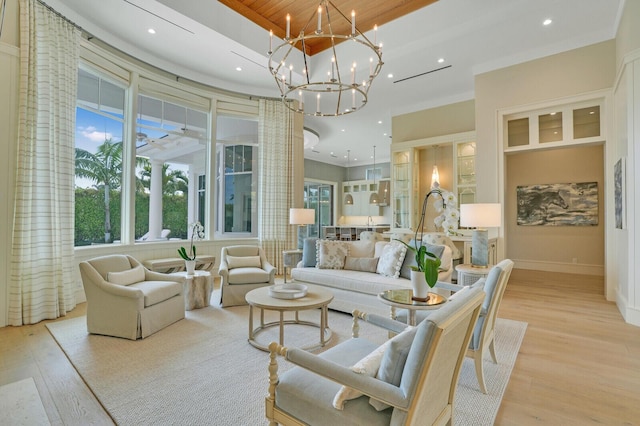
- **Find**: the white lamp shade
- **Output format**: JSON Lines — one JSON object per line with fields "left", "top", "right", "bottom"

{"left": 460, "top": 203, "right": 501, "bottom": 228}
{"left": 289, "top": 208, "right": 315, "bottom": 225}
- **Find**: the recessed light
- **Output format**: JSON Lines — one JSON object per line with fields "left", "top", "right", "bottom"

{"left": 387, "top": 73, "right": 393, "bottom": 79}
{"left": 341, "top": 129, "right": 346, "bottom": 132}
{"left": 236, "top": 67, "right": 242, "bottom": 71}
{"left": 438, "top": 58, "right": 445, "bottom": 63}
{"left": 383, "top": 133, "right": 387, "bottom": 136}
{"left": 147, "top": 28, "right": 156, "bottom": 34}
{"left": 378, "top": 120, "right": 382, "bottom": 124}
{"left": 543, "top": 18, "right": 552, "bottom": 26}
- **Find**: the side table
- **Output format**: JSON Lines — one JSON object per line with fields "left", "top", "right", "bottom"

{"left": 455, "top": 264, "right": 493, "bottom": 286}
{"left": 169, "top": 270, "right": 213, "bottom": 310}
{"left": 282, "top": 249, "right": 303, "bottom": 283}
{"left": 377, "top": 289, "right": 447, "bottom": 326}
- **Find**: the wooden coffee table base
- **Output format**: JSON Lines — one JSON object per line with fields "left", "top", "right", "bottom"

{"left": 245, "top": 284, "right": 334, "bottom": 352}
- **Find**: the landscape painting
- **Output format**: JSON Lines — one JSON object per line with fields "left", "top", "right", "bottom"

{"left": 517, "top": 182, "right": 598, "bottom": 226}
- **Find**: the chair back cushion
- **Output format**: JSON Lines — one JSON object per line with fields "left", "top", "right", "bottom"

{"left": 396, "top": 286, "right": 484, "bottom": 425}
{"left": 224, "top": 245, "right": 261, "bottom": 258}
{"left": 87, "top": 255, "right": 135, "bottom": 280}
{"left": 107, "top": 265, "right": 145, "bottom": 285}
{"left": 227, "top": 255, "right": 261, "bottom": 269}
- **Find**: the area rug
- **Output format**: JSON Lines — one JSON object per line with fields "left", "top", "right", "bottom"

{"left": 47, "top": 301, "right": 527, "bottom": 426}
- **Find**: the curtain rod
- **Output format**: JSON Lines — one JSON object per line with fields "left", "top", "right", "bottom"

{"left": 38, "top": 0, "right": 83, "bottom": 32}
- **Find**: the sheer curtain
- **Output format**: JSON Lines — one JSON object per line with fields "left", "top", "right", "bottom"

{"left": 8, "top": 0, "right": 80, "bottom": 325}
{"left": 258, "top": 99, "right": 303, "bottom": 272}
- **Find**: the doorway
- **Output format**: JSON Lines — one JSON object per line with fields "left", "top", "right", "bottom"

{"left": 304, "top": 182, "right": 334, "bottom": 238}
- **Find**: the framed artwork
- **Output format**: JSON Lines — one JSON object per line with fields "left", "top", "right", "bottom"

{"left": 517, "top": 182, "right": 598, "bottom": 226}
{"left": 614, "top": 158, "right": 625, "bottom": 229}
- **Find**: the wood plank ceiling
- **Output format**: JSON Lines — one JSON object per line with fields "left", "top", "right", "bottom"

{"left": 218, "top": 0, "right": 438, "bottom": 55}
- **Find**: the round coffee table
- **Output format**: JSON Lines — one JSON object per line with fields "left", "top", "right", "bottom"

{"left": 377, "top": 289, "right": 447, "bottom": 326}
{"left": 245, "top": 284, "right": 333, "bottom": 351}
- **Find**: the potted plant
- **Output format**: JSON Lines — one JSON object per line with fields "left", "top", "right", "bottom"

{"left": 178, "top": 221, "right": 204, "bottom": 275}
{"left": 398, "top": 184, "right": 459, "bottom": 300}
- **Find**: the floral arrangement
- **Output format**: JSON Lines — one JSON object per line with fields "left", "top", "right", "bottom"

{"left": 178, "top": 221, "right": 205, "bottom": 261}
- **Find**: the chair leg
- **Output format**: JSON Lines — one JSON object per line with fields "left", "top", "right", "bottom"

{"left": 474, "top": 350, "right": 488, "bottom": 394}
{"left": 489, "top": 338, "right": 498, "bottom": 364}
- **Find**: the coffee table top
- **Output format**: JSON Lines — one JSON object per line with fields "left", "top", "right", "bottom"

{"left": 245, "top": 284, "right": 333, "bottom": 310}
{"left": 378, "top": 289, "right": 447, "bottom": 310}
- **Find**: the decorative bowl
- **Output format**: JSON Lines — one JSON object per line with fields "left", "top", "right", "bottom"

{"left": 268, "top": 283, "right": 308, "bottom": 299}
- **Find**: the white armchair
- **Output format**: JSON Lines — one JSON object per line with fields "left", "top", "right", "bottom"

{"left": 79, "top": 255, "right": 184, "bottom": 340}
{"left": 265, "top": 285, "right": 485, "bottom": 426}
{"left": 218, "top": 245, "right": 276, "bottom": 307}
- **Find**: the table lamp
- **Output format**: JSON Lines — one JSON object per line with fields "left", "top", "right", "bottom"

{"left": 289, "top": 208, "right": 315, "bottom": 249}
{"left": 460, "top": 203, "right": 501, "bottom": 267}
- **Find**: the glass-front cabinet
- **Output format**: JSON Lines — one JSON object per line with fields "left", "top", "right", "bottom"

{"left": 391, "top": 132, "right": 476, "bottom": 231}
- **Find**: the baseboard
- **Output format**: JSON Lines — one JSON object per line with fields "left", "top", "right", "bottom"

{"left": 616, "top": 289, "right": 640, "bottom": 327}
{"left": 513, "top": 259, "right": 604, "bottom": 276}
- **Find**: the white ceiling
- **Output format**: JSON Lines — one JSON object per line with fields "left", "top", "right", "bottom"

{"left": 47, "top": 0, "right": 623, "bottom": 167}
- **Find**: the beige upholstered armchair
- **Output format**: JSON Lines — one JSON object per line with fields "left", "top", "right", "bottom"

{"left": 218, "top": 245, "right": 276, "bottom": 307}
{"left": 79, "top": 255, "right": 185, "bottom": 340}
{"left": 265, "top": 286, "right": 485, "bottom": 426}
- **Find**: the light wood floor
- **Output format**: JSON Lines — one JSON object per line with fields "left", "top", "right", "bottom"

{"left": 1, "top": 270, "right": 639, "bottom": 425}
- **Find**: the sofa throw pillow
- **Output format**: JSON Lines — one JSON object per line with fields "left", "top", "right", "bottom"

{"left": 376, "top": 242, "right": 407, "bottom": 278}
{"left": 399, "top": 240, "right": 445, "bottom": 279}
{"left": 226, "top": 255, "right": 261, "bottom": 269}
{"left": 302, "top": 238, "right": 318, "bottom": 267}
{"left": 316, "top": 240, "right": 349, "bottom": 269}
{"left": 343, "top": 257, "right": 379, "bottom": 273}
{"left": 370, "top": 326, "right": 419, "bottom": 411}
{"left": 107, "top": 265, "right": 145, "bottom": 285}
{"left": 348, "top": 240, "right": 376, "bottom": 258}
{"left": 332, "top": 337, "right": 394, "bottom": 410}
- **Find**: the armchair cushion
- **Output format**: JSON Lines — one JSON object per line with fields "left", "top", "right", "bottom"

{"left": 227, "top": 268, "right": 271, "bottom": 284}
{"left": 107, "top": 265, "right": 145, "bottom": 285}
{"left": 226, "top": 255, "right": 261, "bottom": 269}
{"left": 130, "top": 280, "right": 182, "bottom": 307}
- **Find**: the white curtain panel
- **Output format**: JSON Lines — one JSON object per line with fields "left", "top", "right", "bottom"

{"left": 9, "top": 0, "right": 80, "bottom": 325}
{"left": 258, "top": 99, "right": 297, "bottom": 272}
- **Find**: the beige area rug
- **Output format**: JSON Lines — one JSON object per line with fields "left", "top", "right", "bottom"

{"left": 0, "top": 377, "right": 51, "bottom": 426}
{"left": 47, "top": 295, "right": 527, "bottom": 426}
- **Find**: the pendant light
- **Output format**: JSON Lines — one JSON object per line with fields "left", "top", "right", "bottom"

{"left": 344, "top": 150, "right": 354, "bottom": 205}
{"left": 369, "top": 145, "right": 379, "bottom": 204}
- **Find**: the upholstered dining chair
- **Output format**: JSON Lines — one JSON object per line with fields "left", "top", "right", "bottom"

{"left": 265, "top": 285, "right": 485, "bottom": 426}
{"left": 218, "top": 245, "right": 276, "bottom": 307}
{"left": 79, "top": 254, "right": 185, "bottom": 340}
{"left": 396, "top": 258, "right": 515, "bottom": 394}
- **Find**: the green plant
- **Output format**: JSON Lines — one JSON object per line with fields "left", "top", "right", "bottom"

{"left": 398, "top": 240, "right": 441, "bottom": 288}
{"left": 178, "top": 222, "right": 204, "bottom": 261}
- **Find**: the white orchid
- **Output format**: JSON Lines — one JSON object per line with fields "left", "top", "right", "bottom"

{"left": 433, "top": 189, "right": 459, "bottom": 235}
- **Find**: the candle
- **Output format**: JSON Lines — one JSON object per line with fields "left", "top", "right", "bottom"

{"left": 317, "top": 93, "right": 321, "bottom": 112}
{"left": 269, "top": 30, "right": 273, "bottom": 52}
{"left": 369, "top": 57, "right": 373, "bottom": 76}
{"left": 299, "top": 90, "right": 304, "bottom": 111}
{"left": 351, "top": 63, "right": 356, "bottom": 85}
{"left": 374, "top": 24, "right": 377, "bottom": 45}
{"left": 351, "top": 10, "right": 356, "bottom": 35}
{"left": 286, "top": 14, "right": 290, "bottom": 39}
{"left": 289, "top": 64, "right": 293, "bottom": 83}
{"left": 352, "top": 89, "right": 356, "bottom": 109}
{"left": 317, "top": 6, "right": 322, "bottom": 33}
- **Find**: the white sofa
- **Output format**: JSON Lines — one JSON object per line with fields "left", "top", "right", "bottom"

{"left": 291, "top": 237, "right": 452, "bottom": 317}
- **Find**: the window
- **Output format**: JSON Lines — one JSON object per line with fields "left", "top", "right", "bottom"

{"left": 135, "top": 94, "right": 208, "bottom": 241}
{"left": 215, "top": 115, "right": 258, "bottom": 236}
{"left": 74, "top": 67, "right": 125, "bottom": 246}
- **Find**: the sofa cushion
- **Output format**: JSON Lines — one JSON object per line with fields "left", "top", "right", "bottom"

{"left": 129, "top": 280, "right": 181, "bottom": 307}
{"left": 107, "top": 265, "right": 145, "bottom": 286}
{"left": 302, "top": 238, "right": 319, "bottom": 267}
{"left": 399, "top": 240, "right": 445, "bottom": 279}
{"left": 344, "top": 257, "right": 379, "bottom": 273}
{"left": 317, "top": 240, "right": 349, "bottom": 269}
{"left": 348, "top": 240, "right": 376, "bottom": 258}
{"left": 376, "top": 242, "right": 407, "bottom": 278}
{"left": 226, "top": 255, "right": 261, "bottom": 269}
{"left": 291, "top": 267, "right": 412, "bottom": 297}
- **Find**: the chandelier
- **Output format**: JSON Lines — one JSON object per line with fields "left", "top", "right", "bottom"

{"left": 268, "top": 0, "right": 383, "bottom": 117}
